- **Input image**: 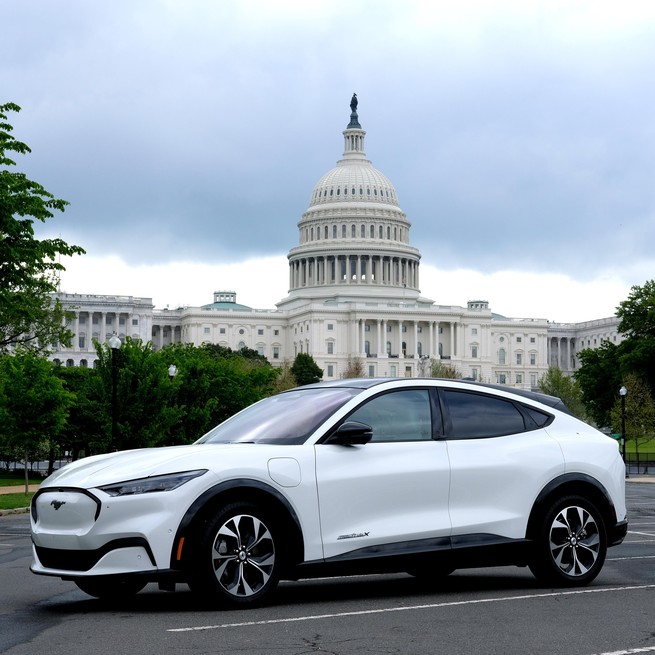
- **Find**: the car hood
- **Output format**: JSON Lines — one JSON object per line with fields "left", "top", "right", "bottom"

{"left": 40, "top": 444, "right": 237, "bottom": 489}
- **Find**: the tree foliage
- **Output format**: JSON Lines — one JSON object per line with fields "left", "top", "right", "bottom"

{"left": 537, "top": 366, "right": 586, "bottom": 419}
{"left": 609, "top": 373, "right": 655, "bottom": 455}
{"left": 576, "top": 280, "right": 655, "bottom": 426}
{"left": 290, "top": 352, "right": 323, "bottom": 386}
{"left": 0, "top": 350, "right": 73, "bottom": 486}
{"left": 0, "top": 102, "right": 85, "bottom": 353}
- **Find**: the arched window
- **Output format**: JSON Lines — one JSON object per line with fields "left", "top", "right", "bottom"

{"left": 361, "top": 224, "right": 365, "bottom": 238}
{"left": 351, "top": 224, "right": 356, "bottom": 237}
{"left": 365, "top": 340, "right": 370, "bottom": 355}
{"left": 333, "top": 224, "right": 337, "bottom": 238}
{"left": 370, "top": 225, "right": 375, "bottom": 238}
{"left": 386, "top": 341, "right": 392, "bottom": 354}
{"left": 499, "top": 348, "right": 506, "bottom": 365}
{"left": 342, "top": 224, "right": 346, "bottom": 238}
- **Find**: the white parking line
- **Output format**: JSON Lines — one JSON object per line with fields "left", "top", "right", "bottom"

{"left": 594, "top": 648, "right": 655, "bottom": 655}
{"left": 167, "top": 584, "right": 655, "bottom": 633}
{"left": 627, "top": 531, "right": 655, "bottom": 537}
{"left": 608, "top": 555, "right": 655, "bottom": 561}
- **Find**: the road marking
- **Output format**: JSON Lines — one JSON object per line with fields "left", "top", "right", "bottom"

{"left": 609, "top": 555, "right": 655, "bottom": 561}
{"left": 627, "top": 531, "right": 655, "bottom": 537}
{"left": 595, "top": 648, "right": 655, "bottom": 655}
{"left": 167, "top": 584, "right": 655, "bottom": 633}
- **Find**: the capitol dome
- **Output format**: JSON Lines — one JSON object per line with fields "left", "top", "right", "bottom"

{"left": 309, "top": 158, "right": 400, "bottom": 209}
{"left": 283, "top": 95, "right": 421, "bottom": 306}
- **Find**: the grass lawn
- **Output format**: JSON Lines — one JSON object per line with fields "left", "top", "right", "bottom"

{"left": 0, "top": 492, "right": 34, "bottom": 511}
{"left": 0, "top": 472, "right": 43, "bottom": 487}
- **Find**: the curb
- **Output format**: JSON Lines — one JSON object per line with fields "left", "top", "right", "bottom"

{"left": 0, "top": 507, "right": 30, "bottom": 516}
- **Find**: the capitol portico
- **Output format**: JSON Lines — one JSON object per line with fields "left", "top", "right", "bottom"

{"left": 51, "top": 97, "right": 624, "bottom": 387}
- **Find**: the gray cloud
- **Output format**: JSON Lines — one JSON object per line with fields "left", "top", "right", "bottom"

{"left": 3, "top": 0, "right": 655, "bottom": 289}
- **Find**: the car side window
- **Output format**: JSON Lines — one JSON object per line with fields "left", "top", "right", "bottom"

{"left": 441, "top": 389, "right": 526, "bottom": 439}
{"left": 346, "top": 389, "right": 433, "bottom": 442}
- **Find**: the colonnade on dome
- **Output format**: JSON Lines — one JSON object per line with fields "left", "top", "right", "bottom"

{"left": 289, "top": 253, "right": 419, "bottom": 291}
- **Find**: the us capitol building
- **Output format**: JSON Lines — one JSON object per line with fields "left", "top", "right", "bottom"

{"left": 51, "top": 97, "right": 622, "bottom": 388}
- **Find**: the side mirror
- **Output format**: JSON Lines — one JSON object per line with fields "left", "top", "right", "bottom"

{"left": 327, "top": 421, "right": 373, "bottom": 445}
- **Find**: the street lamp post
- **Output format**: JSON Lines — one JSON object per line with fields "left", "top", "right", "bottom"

{"left": 109, "top": 334, "right": 122, "bottom": 451}
{"left": 619, "top": 385, "right": 628, "bottom": 476}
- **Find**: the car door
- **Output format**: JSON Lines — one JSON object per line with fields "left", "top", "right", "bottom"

{"left": 314, "top": 387, "right": 451, "bottom": 560}
{"left": 440, "top": 389, "right": 566, "bottom": 542}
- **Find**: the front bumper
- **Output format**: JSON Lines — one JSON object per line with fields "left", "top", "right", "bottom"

{"left": 30, "top": 486, "right": 186, "bottom": 578}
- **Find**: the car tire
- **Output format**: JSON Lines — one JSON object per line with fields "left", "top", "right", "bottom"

{"left": 529, "top": 495, "right": 607, "bottom": 587}
{"left": 189, "top": 502, "right": 281, "bottom": 608}
{"left": 74, "top": 577, "right": 147, "bottom": 600}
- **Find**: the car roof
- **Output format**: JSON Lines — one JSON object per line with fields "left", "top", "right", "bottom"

{"left": 295, "top": 378, "right": 573, "bottom": 414}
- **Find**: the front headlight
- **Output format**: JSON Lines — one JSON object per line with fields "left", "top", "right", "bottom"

{"left": 98, "top": 469, "right": 207, "bottom": 497}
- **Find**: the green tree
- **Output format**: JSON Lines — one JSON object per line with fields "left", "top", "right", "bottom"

{"left": 0, "top": 102, "right": 85, "bottom": 353}
{"left": 610, "top": 373, "right": 655, "bottom": 462}
{"left": 55, "top": 365, "right": 106, "bottom": 460}
{"left": 575, "top": 341, "right": 623, "bottom": 427}
{"left": 93, "top": 338, "right": 180, "bottom": 451}
{"left": 290, "top": 352, "right": 323, "bottom": 386}
{"left": 0, "top": 350, "right": 73, "bottom": 490}
{"left": 617, "top": 280, "right": 655, "bottom": 339}
{"left": 160, "top": 342, "right": 278, "bottom": 443}
{"left": 538, "top": 366, "right": 586, "bottom": 419}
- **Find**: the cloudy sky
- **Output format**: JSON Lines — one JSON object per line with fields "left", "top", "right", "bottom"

{"left": 3, "top": 0, "right": 654, "bottom": 322}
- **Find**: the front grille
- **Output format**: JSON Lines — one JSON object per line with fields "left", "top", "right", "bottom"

{"left": 35, "top": 538, "right": 155, "bottom": 571}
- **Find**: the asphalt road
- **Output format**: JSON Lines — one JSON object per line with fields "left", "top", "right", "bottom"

{"left": 1, "top": 482, "right": 654, "bottom": 655}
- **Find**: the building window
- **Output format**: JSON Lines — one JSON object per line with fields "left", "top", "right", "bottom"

{"left": 498, "top": 348, "right": 506, "bottom": 365}
{"left": 79, "top": 316, "right": 86, "bottom": 324}
{"left": 361, "top": 225, "right": 365, "bottom": 238}
{"left": 471, "top": 328, "right": 478, "bottom": 335}
{"left": 369, "top": 365, "right": 375, "bottom": 377}
{"left": 220, "top": 328, "right": 226, "bottom": 334}
{"left": 78, "top": 336, "right": 85, "bottom": 349}
{"left": 274, "top": 329, "right": 279, "bottom": 336}
{"left": 204, "top": 327, "right": 210, "bottom": 334}
{"left": 273, "top": 346, "right": 280, "bottom": 359}
{"left": 530, "top": 374, "right": 537, "bottom": 388}
{"left": 364, "top": 324, "right": 370, "bottom": 332}
{"left": 258, "top": 329, "right": 264, "bottom": 336}
{"left": 239, "top": 329, "right": 245, "bottom": 335}
{"left": 516, "top": 353, "right": 522, "bottom": 365}
{"left": 530, "top": 337, "right": 536, "bottom": 343}
{"left": 386, "top": 341, "right": 392, "bottom": 354}
{"left": 530, "top": 353, "right": 536, "bottom": 365}
{"left": 333, "top": 225, "right": 337, "bottom": 238}
{"left": 132, "top": 319, "right": 138, "bottom": 326}
{"left": 517, "top": 336, "right": 522, "bottom": 343}
{"left": 257, "top": 345, "right": 264, "bottom": 356}
{"left": 327, "top": 323, "right": 334, "bottom": 331}
{"left": 327, "top": 365, "right": 334, "bottom": 377}
{"left": 471, "top": 345, "right": 478, "bottom": 358}
{"left": 365, "top": 340, "right": 370, "bottom": 355}
{"left": 327, "top": 342, "right": 334, "bottom": 354}
{"left": 516, "top": 373, "right": 523, "bottom": 384}
{"left": 390, "top": 365, "right": 397, "bottom": 377}
{"left": 470, "top": 368, "right": 478, "bottom": 380}
{"left": 498, "top": 373, "right": 507, "bottom": 384}
{"left": 342, "top": 225, "right": 346, "bottom": 238}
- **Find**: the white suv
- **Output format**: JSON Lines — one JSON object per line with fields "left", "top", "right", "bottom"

{"left": 31, "top": 378, "right": 627, "bottom": 608}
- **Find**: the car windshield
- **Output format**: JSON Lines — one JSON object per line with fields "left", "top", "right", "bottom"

{"left": 196, "top": 387, "right": 361, "bottom": 445}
